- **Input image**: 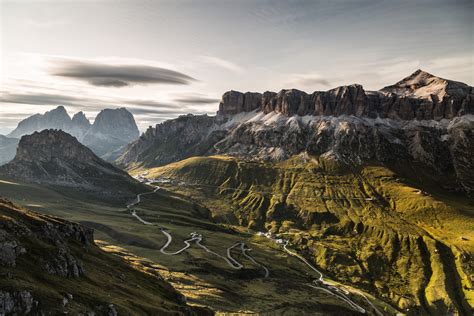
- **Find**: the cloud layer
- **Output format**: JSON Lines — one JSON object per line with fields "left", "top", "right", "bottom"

{"left": 51, "top": 60, "right": 196, "bottom": 87}
{"left": 174, "top": 94, "right": 220, "bottom": 104}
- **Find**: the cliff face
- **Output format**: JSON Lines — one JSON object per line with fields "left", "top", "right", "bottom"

{"left": 0, "top": 198, "right": 211, "bottom": 315}
{"left": 218, "top": 70, "right": 473, "bottom": 120}
{"left": 81, "top": 108, "right": 140, "bottom": 159}
{"left": 117, "top": 114, "right": 224, "bottom": 168}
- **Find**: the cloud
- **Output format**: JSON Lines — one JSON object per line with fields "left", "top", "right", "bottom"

{"left": 126, "top": 107, "right": 190, "bottom": 116}
{"left": 199, "top": 56, "right": 244, "bottom": 74}
{"left": 287, "top": 74, "right": 331, "bottom": 89}
{"left": 0, "top": 91, "right": 199, "bottom": 118}
{"left": 0, "top": 91, "right": 86, "bottom": 107}
{"left": 174, "top": 94, "right": 219, "bottom": 104}
{"left": 50, "top": 59, "right": 197, "bottom": 87}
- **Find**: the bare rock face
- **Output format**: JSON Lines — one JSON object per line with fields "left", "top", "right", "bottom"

{"left": 217, "top": 70, "right": 473, "bottom": 120}
{"left": 70, "top": 111, "right": 91, "bottom": 139}
{"left": 7, "top": 106, "right": 72, "bottom": 139}
{"left": 218, "top": 91, "right": 262, "bottom": 116}
{"left": 0, "top": 129, "right": 142, "bottom": 195}
{"left": 117, "top": 114, "right": 222, "bottom": 167}
{"left": 81, "top": 108, "right": 139, "bottom": 158}
{"left": 0, "top": 291, "right": 36, "bottom": 314}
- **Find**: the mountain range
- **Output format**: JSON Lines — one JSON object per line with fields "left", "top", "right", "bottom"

{"left": 5, "top": 106, "right": 140, "bottom": 162}
{"left": 118, "top": 70, "right": 474, "bottom": 196}
{"left": 1, "top": 69, "right": 472, "bottom": 315}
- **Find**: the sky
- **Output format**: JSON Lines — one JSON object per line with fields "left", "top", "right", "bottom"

{"left": 1, "top": 0, "right": 473, "bottom": 135}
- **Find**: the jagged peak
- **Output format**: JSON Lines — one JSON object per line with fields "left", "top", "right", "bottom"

{"left": 48, "top": 105, "right": 68, "bottom": 115}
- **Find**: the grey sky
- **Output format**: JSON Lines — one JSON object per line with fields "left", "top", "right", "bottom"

{"left": 1, "top": 0, "right": 473, "bottom": 134}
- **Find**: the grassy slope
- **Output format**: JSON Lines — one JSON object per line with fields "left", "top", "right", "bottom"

{"left": 137, "top": 155, "right": 474, "bottom": 315}
{"left": 0, "top": 178, "right": 395, "bottom": 315}
{"left": 0, "top": 199, "right": 206, "bottom": 315}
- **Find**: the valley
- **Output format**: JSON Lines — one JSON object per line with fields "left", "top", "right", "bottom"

{"left": 2, "top": 2, "right": 473, "bottom": 315}
{"left": 132, "top": 155, "right": 473, "bottom": 314}
{"left": 0, "top": 176, "right": 397, "bottom": 314}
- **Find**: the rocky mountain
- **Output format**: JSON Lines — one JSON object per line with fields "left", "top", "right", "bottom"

{"left": 217, "top": 70, "right": 473, "bottom": 120}
{"left": 82, "top": 108, "right": 140, "bottom": 159}
{"left": 70, "top": 111, "right": 91, "bottom": 139}
{"left": 0, "top": 129, "right": 143, "bottom": 196}
{"left": 6, "top": 106, "right": 140, "bottom": 160}
{"left": 0, "top": 198, "right": 211, "bottom": 315}
{"left": 7, "top": 106, "right": 86, "bottom": 139}
{"left": 118, "top": 70, "right": 474, "bottom": 196}
{"left": 0, "top": 135, "right": 19, "bottom": 166}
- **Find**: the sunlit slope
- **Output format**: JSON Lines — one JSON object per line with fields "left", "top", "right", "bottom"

{"left": 142, "top": 155, "right": 474, "bottom": 315}
{"left": 0, "top": 198, "right": 209, "bottom": 315}
{"left": 0, "top": 177, "right": 394, "bottom": 314}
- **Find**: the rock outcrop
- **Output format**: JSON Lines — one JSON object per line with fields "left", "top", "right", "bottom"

{"left": 117, "top": 114, "right": 223, "bottom": 167}
{"left": 217, "top": 70, "right": 473, "bottom": 120}
{"left": 0, "top": 198, "right": 212, "bottom": 315}
{"left": 0, "top": 129, "right": 143, "bottom": 196}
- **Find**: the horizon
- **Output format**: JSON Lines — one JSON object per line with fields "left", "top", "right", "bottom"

{"left": 0, "top": 67, "right": 467, "bottom": 137}
{"left": 1, "top": 0, "right": 473, "bottom": 134}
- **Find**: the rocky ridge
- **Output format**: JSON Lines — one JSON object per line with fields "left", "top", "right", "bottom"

{"left": 217, "top": 70, "right": 473, "bottom": 120}
{"left": 8, "top": 106, "right": 90, "bottom": 139}
{"left": 0, "top": 129, "right": 143, "bottom": 196}
{"left": 0, "top": 198, "right": 211, "bottom": 315}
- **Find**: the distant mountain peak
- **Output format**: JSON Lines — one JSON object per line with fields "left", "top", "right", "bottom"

{"left": 71, "top": 111, "right": 90, "bottom": 126}
{"left": 46, "top": 105, "right": 69, "bottom": 118}
{"left": 380, "top": 69, "right": 471, "bottom": 99}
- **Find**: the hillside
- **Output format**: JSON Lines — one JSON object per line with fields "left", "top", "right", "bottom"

{"left": 0, "top": 173, "right": 398, "bottom": 314}
{"left": 0, "top": 198, "right": 210, "bottom": 315}
{"left": 140, "top": 155, "right": 474, "bottom": 315}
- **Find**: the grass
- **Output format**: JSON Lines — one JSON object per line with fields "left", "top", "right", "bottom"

{"left": 0, "top": 175, "right": 397, "bottom": 315}
{"left": 0, "top": 199, "right": 202, "bottom": 315}
{"left": 138, "top": 154, "right": 473, "bottom": 314}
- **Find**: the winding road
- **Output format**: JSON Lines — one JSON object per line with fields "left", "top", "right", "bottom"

{"left": 126, "top": 183, "right": 270, "bottom": 276}
{"left": 126, "top": 180, "right": 381, "bottom": 314}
